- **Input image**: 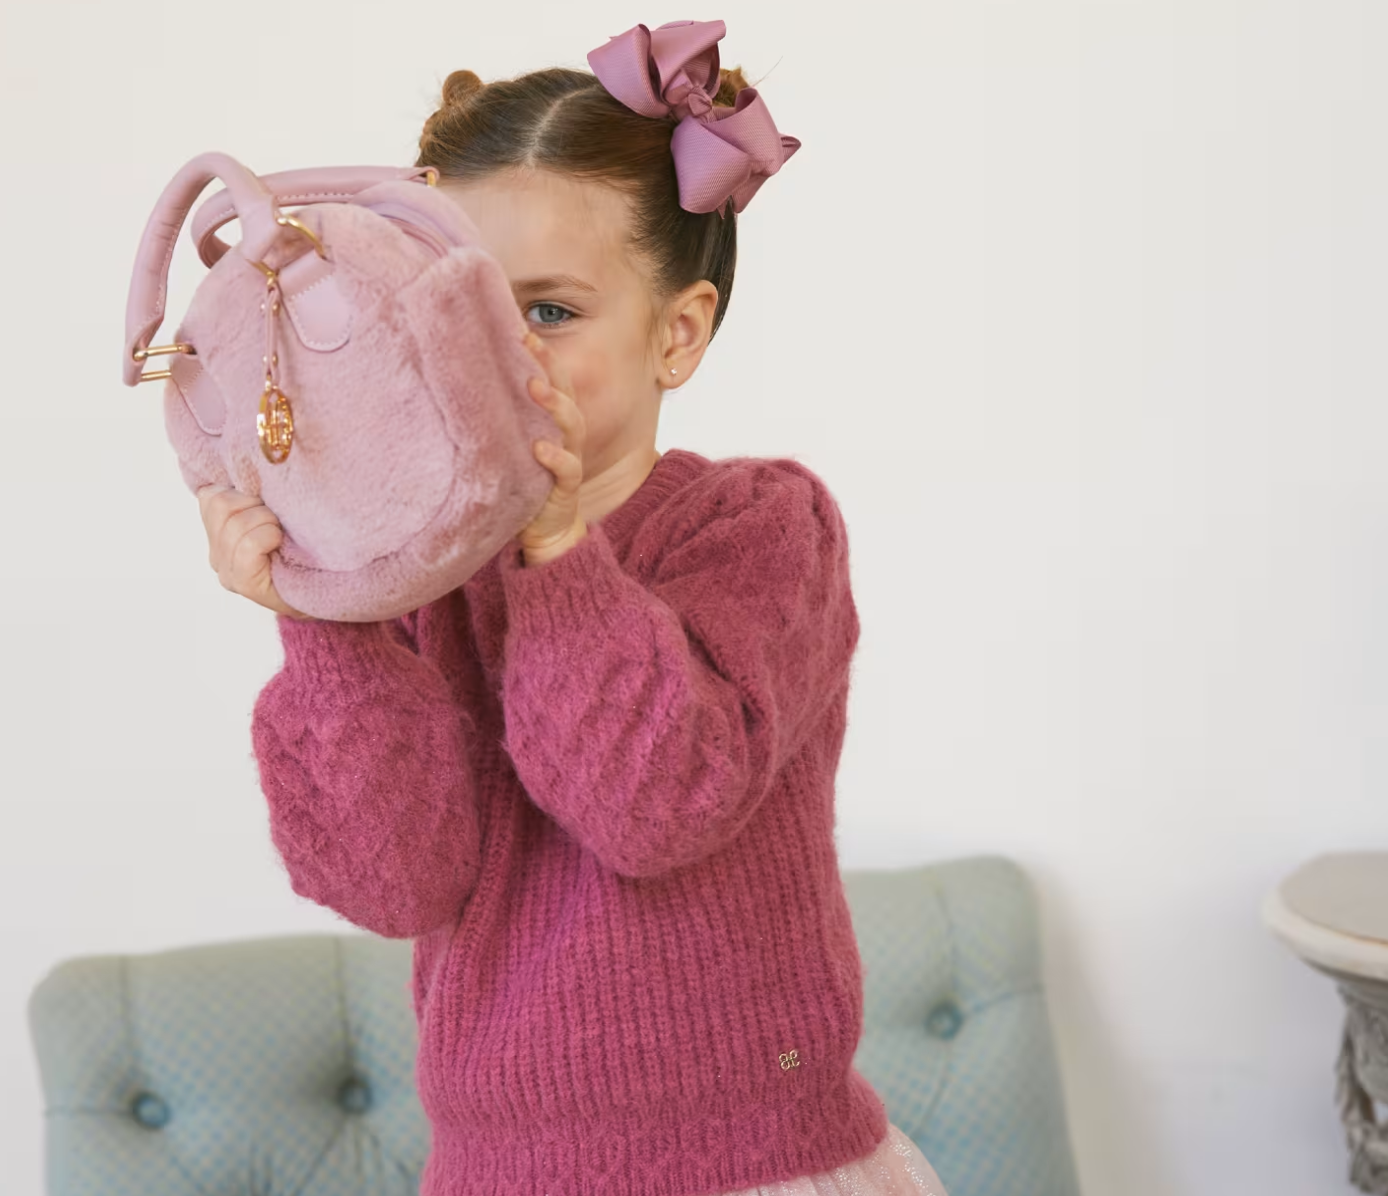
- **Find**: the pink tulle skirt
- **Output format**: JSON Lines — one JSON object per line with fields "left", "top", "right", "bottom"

{"left": 715, "top": 1122, "right": 950, "bottom": 1196}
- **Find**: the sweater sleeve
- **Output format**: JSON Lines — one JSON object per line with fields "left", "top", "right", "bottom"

{"left": 496, "top": 459, "right": 860, "bottom": 879}
{"left": 249, "top": 610, "right": 482, "bottom": 938}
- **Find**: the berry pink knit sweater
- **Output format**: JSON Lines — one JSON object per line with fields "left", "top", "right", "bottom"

{"left": 249, "top": 446, "right": 888, "bottom": 1196}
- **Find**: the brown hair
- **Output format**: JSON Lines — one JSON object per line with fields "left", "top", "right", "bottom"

{"left": 414, "top": 62, "right": 756, "bottom": 345}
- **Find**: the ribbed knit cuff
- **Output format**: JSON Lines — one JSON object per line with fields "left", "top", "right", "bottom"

{"left": 496, "top": 522, "right": 632, "bottom": 637}
{"left": 274, "top": 614, "right": 409, "bottom": 688}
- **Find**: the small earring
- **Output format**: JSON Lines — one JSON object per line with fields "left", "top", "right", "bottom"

{"left": 670, "top": 368, "right": 677, "bottom": 374}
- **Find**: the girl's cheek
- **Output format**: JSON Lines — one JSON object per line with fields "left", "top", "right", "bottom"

{"left": 563, "top": 358, "right": 596, "bottom": 404}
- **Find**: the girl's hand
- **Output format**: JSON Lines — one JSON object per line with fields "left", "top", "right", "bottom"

{"left": 518, "top": 329, "right": 588, "bottom": 559}
{"left": 196, "top": 483, "right": 315, "bottom": 620}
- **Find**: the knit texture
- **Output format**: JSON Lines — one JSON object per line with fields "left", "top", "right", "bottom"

{"left": 249, "top": 446, "right": 888, "bottom": 1196}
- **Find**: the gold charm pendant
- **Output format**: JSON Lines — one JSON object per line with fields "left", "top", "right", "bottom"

{"left": 255, "top": 269, "right": 293, "bottom": 463}
{"left": 249, "top": 215, "right": 324, "bottom": 465}
{"left": 258, "top": 380, "right": 294, "bottom": 463}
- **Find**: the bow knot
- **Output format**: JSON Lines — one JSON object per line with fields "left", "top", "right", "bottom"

{"left": 666, "top": 77, "right": 715, "bottom": 121}
{"left": 587, "top": 19, "right": 800, "bottom": 217}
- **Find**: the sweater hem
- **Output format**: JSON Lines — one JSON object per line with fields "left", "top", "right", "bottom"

{"left": 420, "top": 1067, "right": 890, "bottom": 1196}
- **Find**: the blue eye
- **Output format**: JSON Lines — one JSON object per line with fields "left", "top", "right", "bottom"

{"left": 527, "top": 302, "right": 574, "bottom": 328}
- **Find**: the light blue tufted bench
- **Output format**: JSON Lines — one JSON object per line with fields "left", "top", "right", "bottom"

{"left": 27, "top": 854, "right": 1081, "bottom": 1196}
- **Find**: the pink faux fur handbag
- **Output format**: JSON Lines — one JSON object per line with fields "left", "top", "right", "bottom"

{"left": 122, "top": 150, "right": 558, "bottom": 622}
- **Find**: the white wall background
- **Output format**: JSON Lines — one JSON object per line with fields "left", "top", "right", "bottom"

{"left": 1, "top": 1, "right": 1382, "bottom": 1192}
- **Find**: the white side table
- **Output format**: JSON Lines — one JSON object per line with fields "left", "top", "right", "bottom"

{"left": 1263, "top": 852, "right": 1388, "bottom": 1194}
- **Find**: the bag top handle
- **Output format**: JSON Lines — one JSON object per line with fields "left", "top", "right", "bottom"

{"left": 122, "top": 154, "right": 438, "bottom": 387}
{"left": 188, "top": 164, "right": 439, "bottom": 268}
{"left": 123, "top": 151, "right": 285, "bottom": 387}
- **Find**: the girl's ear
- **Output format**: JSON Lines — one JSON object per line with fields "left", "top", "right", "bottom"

{"left": 658, "top": 280, "right": 717, "bottom": 385}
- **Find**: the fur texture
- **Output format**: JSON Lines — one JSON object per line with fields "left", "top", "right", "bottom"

{"left": 164, "top": 184, "right": 558, "bottom": 621}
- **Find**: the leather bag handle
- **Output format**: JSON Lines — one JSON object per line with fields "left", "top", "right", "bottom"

{"left": 122, "top": 153, "right": 437, "bottom": 387}
{"left": 124, "top": 151, "right": 285, "bottom": 387}
{"left": 188, "top": 163, "right": 439, "bottom": 268}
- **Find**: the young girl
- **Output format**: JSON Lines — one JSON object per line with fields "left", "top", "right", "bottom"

{"left": 198, "top": 18, "right": 950, "bottom": 1196}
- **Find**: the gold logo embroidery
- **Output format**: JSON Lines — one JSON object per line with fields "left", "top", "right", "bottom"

{"left": 779, "top": 1049, "right": 800, "bottom": 1070}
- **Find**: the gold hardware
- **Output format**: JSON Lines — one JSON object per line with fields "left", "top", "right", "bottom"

{"left": 258, "top": 380, "right": 294, "bottom": 463}
{"left": 133, "top": 341, "right": 195, "bottom": 383}
{"left": 779, "top": 1050, "right": 800, "bottom": 1070}
{"left": 133, "top": 342, "right": 194, "bottom": 362}
{"left": 248, "top": 211, "right": 327, "bottom": 278}
{"left": 274, "top": 212, "right": 326, "bottom": 258}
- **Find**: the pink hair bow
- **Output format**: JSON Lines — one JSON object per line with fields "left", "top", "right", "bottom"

{"left": 586, "top": 19, "right": 801, "bottom": 217}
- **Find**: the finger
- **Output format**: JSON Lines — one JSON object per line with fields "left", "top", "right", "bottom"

{"left": 198, "top": 482, "right": 246, "bottom": 510}
{"left": 201, "top": 487, "right": 240, "bottom": 561}
{"left": 218, "top": 487, "right": 265, "bottom": 514}
{"left": 531, "top": 387, "right": 583, "bottom": 470}
{"left": 226, "top": 518, "right": 284, "bottom": 589}
{"left": 200, "top": 484, "right": 263, "bottom": 538}
{"left": 527, "top": 372, "right": 562, "bottom": 418}
{"left": 535, "top": 441, "right": 583, "bottom": 491}
{"left": 233, "top": 518, "right": 283, "bottom": 570}
{"left": 224, "top": 501, "right": 282, "bottom": 544}
{"left": 197, "top": 483, "right": 230, "bottom": 529}
{"left": 523, "top": 332, "right": 575, "bottom": 397}
{"left": 529, "top": 371, "right": 583, "bottom": 436}
{"left": 213, "top": 505, "right": 280, "bottom": 577}
{"left": 551, "top": 446, "right": 584, "bottom": 492}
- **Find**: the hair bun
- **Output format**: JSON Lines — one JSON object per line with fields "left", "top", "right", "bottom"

{"left": 714, "top": 65, "right": 751, "bottom": 107}
{"left": 441, "top": 69, "right": 485, "bottom": 108}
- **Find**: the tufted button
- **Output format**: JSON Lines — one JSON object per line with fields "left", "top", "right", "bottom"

{"left": 338, "top": 1076, "right": 372, "bottom": 1114}
{"left": 131, "top": 1091, "right": 170, "bottom": 1128}
{"left": 925, "top": 999, "right": 964, "bottom": 1040}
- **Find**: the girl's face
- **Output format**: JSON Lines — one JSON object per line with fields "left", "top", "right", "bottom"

{"left": 439, "top": 168, "right": 714, "bottom": 478}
